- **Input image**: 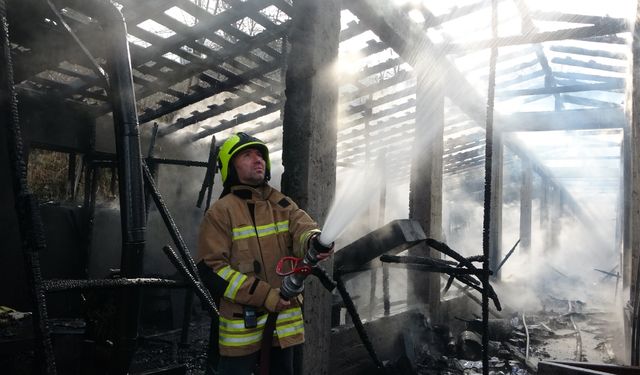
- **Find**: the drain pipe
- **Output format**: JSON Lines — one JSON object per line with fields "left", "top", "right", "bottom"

{"left": 76, "top": 1, "right": 147, "bottom": 372}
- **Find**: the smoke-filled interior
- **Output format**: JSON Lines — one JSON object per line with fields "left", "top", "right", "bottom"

{"left": 1, "top": 0, "right": 638, "bottom": 374}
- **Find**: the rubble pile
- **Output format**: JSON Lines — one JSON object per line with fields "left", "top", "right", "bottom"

{"left": 393, "top": 296, "right": 624, "bottom": 375}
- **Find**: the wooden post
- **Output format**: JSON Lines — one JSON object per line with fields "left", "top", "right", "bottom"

{"left": 630, "top": 0, "right": 640, "bottom": 364}
{"left": 489, "top": 131, "right": 504, "bottom": 278}
{"left": 549, "top": 186, "right": 562, "bottom": 250}
{"left": 408, "top": 63, "right": 444, "bottom": 319}
{"left": 622, "top": 125, "right": 631, "bottom": 294}
{"left": 540, "top": 177, "right": 550, "bottom": 253}
{"left": 520, "top": 157, "right": 532, "bottom": 252}
{"left": 281, "top": 0, "right": 340, "bottom": 373}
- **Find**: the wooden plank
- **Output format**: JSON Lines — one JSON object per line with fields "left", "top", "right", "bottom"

{"left": 138, "top": 57, "right": 282, "bottom": 123}
{"left": 499, "top": 108, "right": 625, "bottom": 131}
{"left": 549, "top": 45, "right": 627, "bottom": 60}
{"left": 496, "top": 81, "right": 624, "bottom": 97}
{"left": 520, "top": 157, "right": 532, "bottom": 251}
{"left": 407, "top": 62, "right": 444, "bottom": 317}
{"left": 280, "top": 0, "right": 340, "bottom": 373}
{"left": 444, "top": 20, "right": 629, "bottom": 54}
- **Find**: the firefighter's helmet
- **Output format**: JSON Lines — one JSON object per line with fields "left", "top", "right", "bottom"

{"left": 217, "top": 132, "right": 271, "bottom": 186}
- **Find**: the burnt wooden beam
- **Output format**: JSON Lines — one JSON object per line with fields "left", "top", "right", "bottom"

{"left": 500, "top": 108, "right": 625, "bottom": 131}
{"left": 138, "top": 58, "right": 282, "bottom": 123}
{"left": 158, "top": 86, "right": 282, "bottom": 137}
{"left": 514, "top": 0, "right": 564, "bottom": 110}
{"left": 551, "top": 56, "right": 626, "bottom": 73}
{"left": 340, "top": 70, "right": 413, "bottom": 102}
{"left": 340, "top": 57, "right": 406, "bottom": 90}
{"left": 552, "top": 71, "right": 624, "bottom": 85}
{"left": 128, "top": 0, "right": 271, "bottom": 62}
{"left": 341, "top": 83, "right": 414, "bottom": 117}
{"left": 549, "top": 45, "right": 627, "bottom": 60}
{"left": 188, "top": 103, "right": 281, "bottom": 142}
{"left": 496, "top": 69, "right": 545, "bottom": 90}
{"left": 345, "top": 0, "right": 488, "bottom": 126}
{"left": 338, "top": 112, "right": 415, "bottom": 149}
{"left": 133, "top": 25, "right": 287, "bottom": 101}
{"left": 562, "top": 94, "right": 622, "bottom": 108}
{"left": 280, "top": 1, "right": 340, "bottom": 372}
{"left": 444, "top": 19, "right": 629, "bottom": 53}
{"left": 580, "top": 35, "right": 628, "bottom": 45}
{"left": 340, "top": 20, "right": 368, "bottom": 42}
{"left": 340, "top": 98, "right": 415, "bottom": 129}
{"left": 496, "top": 81, "right": 624, "bottom": 97}
{"left": 428, "top": 0, "right": 503, "bottom": 27}
{"left": 530, "top": 11, "right": 627, "bottom": 26}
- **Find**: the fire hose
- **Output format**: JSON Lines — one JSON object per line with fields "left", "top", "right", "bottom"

{"left": 276, "top": 234, "right": 387, "bottom": 371}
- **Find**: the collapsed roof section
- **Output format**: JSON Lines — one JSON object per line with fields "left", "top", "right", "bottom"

{"left": 8, "top": 0, "right": 631, "bottom": 187}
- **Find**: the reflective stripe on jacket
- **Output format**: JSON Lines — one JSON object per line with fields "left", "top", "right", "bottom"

{"left": 197, "top": 184, "right": 319, "bottom": 357}
{"left": 218, "top": 307, "right": 304, "bottom": 348}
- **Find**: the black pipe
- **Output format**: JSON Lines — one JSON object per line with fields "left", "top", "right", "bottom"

{"left": 142, "top": 162, "right": 199, "bottom": 277}
{"left": 1, "top": 2, "right": 57, "bottom": 374}
{"left": 42, "top": 278, "right": 185, "bottom": 292}
{"left": 197, "top": 136, "right": 218, "bottom": 210}
{"left": 481, "top": 1, "right": 499, "bottom": 373}
{"left": 162, "top": 246, "right": 219, "bottom": 316}
{"left": 145, "top": 123, "right": 159, "bottom": 218}
{"left": 90, "top": 156, "right": 208, "bottom": 168}
{"left": 70, "top": 1, "right": 146, "bottom": 372}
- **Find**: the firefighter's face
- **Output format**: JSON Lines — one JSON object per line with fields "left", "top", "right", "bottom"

{"left": 233, "top": 148, "right": 266, "bottom": 185}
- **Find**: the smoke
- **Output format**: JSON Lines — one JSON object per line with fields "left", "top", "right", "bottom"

{"left": 441, "top": 155, "right": 622, "bottom": 315}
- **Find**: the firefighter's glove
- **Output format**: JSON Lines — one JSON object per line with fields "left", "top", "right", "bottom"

{"left": 311, "top": 233, "right": 334, "bottom": 261}
{"left": 265, "top": 288, "right": 290, "bottom": 313}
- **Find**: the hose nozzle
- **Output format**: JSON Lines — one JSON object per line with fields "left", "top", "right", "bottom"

{"left": 279, "top": 233, "right": 334, "bottom": 300}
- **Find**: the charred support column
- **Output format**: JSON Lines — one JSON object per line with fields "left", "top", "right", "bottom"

{"left": 408, "top": 63, "right": 444, "bottom": 319}
{"left": 630, "top": 1, "right": 640, "bottom": 364}
{"left": 549, "top": 186, "right": 562, "bottom": 250}
{"left": 489, "top": 131, "right": 504, "bottom": 278}
{"left": 540, "top": 177, "right": 551, "bottom": 253}
{"left": 1, "top": 2, "right": 57, "bottom": 373}
{"left": 0, "top": 0, "right": 30, "bottom": 314}
{"left": 623, "top": 124, "right": 632, "bottom": 349}
{"left": 619, "top": 127, "right": 630, "bottom": 294}
{"left": 519, "top": 157, "right": 532, "bottom": 252}
{"left": 79, "top": 1, "right": 147, "bottom": 372}
{"left": 281, "top": 0, "right": 339, "bottom": 373}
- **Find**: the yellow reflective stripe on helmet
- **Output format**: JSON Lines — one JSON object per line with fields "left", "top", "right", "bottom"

{"left": 224, "top": 272, "right": 247, "bottom": 300}
{"left": 232, "top": 225, "right": 257, "bottom": 240}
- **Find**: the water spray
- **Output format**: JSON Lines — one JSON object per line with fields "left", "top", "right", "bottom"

{"left": 278, "top": 167, "right": 384, "bottom": 300}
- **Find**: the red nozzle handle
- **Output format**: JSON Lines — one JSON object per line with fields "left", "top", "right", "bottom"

{"left": 276, "top": 256, "right": 313, "bottom": 276}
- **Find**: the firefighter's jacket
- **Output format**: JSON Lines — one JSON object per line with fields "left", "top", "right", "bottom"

{"left": 197, "top": 184, "right": 319, "bottom": 357}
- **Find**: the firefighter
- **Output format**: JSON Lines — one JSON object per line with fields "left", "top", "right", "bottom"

{"left": 197, "top": 132, "right": 331, "bottom": 375}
